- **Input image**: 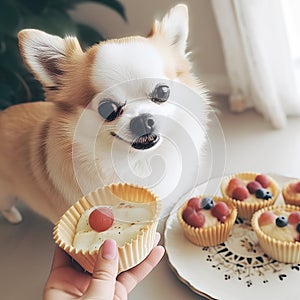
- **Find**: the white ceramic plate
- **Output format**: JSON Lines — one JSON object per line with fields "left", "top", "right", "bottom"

{"left": 164, "top": 174, "right": 300, "bottom": 300}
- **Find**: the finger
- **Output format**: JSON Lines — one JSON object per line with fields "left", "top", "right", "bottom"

{"left": 84, "top": 239, "right": 119, "bottom": 300}
{"left": 51, "top": 245, "right": 72, "bottom": 270}
{"left": 117, "top": 245, "right": 165, "bottom": 294}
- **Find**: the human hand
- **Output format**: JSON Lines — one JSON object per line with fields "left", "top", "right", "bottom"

{"left": 43, "top": 233, "right": 165, "bottom": 300}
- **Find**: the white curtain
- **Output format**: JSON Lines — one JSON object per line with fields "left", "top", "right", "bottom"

{"left": 211, "top": 0, "right": 300, "bottom": 129}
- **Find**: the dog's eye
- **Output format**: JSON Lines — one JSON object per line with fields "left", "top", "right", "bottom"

{"left": 150, "top": 84, "right": 170, "bottom": 103}
{"left": 98, "top": 99, "right": 122, "bottom": 122}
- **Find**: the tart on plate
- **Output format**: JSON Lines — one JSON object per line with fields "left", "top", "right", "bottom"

{"left": 252, "top": 204, "right": 300, "bottom": 263}
{"left": 177, "top": 195, "right": 237, "bottom": 246}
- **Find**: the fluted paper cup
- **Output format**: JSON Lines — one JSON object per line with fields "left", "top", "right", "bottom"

{"left": 53, "top": 183, "right": 160, "bottom": 273}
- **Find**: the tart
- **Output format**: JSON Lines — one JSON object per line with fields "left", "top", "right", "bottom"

{"left": 178, "top": 195, "right": 237, "bottom": 246}
{"left": 282, "top": 180, "right": 300, "bottom": 206}
{"left": 53, "top": 183, "right": 160, "bottom": 273}
{"left": 252, "top": 204, "right": 300, "bottom": 263}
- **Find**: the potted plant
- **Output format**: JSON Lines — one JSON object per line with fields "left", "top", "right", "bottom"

{"left": 0, "top": 0, "right": 126, "bottom": 109}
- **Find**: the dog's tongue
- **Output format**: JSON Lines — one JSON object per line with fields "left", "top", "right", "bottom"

{"left": 131, "top": 133, "right": 160, "bottom": 150}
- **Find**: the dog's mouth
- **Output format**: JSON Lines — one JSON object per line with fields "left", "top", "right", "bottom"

{"left": 111, "top": 132, "right": 160, "bottom": 150}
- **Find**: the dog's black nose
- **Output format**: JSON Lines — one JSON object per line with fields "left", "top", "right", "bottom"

{"left": 130, "top": 113, "right": 156, "bottom": 136}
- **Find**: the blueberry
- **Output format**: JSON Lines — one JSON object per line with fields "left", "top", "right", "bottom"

{"left": 255, "top": 188, "right": 266, "bottom": 199}
{"left": 275, "top": 216, "right": 288, "bottom": 227}
{"left": 297, "top": 223, "right": 300, "bottom": 233}
{"left": 255, "top": 188, "right": 272, "bottom": 200}
{"left": 263, "top": 191, "right": 273, "bottom": 200}
{"left": 201, "top": 197, "right": 215, "bottom": 210}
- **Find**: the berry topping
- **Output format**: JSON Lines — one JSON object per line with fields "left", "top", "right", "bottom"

{"left": 275, "top": 216, "right": 288, "bottom": 228}
{"left": 288, "top": 212, "right": 300, "bottom": 226}
{"left": 255, "top": 188, "right": 272, "bottom": 200}
{"left": 201, "top": 197, "right": 215, "bottom": 210}
{"left": 255, "top": 174, "right": 270, "bottom": 188}
{"left": 289, "top": 181, "right": 300, "bottom": 193}
{"left": 263, "top": 191, "right": 273, "bottom": 200}
{"left": 226, "top": 178, "right": 243, "bottom": 197}
{"left": 246, "top": 181, "right": 262, "bottom": 194}
{"left": 297, "top": 223, "right": 300, "bottom": 233}
{"left": 187, "top": 197, "right": 202, "bottom": 210}
{"left": 185, "top": 210, "right": 206, "bottom": 228}
{"left": 258, "top": 211, "right": 276, "bottom": 226}
{"left": 211, "top": 201, "right": 230, "bottom": 223}
{"left": 182, "top": 206, "right": 195, "bottom": 222}
{"left": 232, "top": 186, "right": 249, "bottom": 201}
{"left": 88, "top": 207, "right": 114, "bottom": 232}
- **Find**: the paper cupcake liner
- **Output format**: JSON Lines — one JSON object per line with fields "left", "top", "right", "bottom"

{"left": 221, "top": 172, "right": 279, "bottom": 219}
{"left": 282, "top": 183, "right": 300, "bottom": 206}
{"left": 177, "top": 196, "right": 237, "bottom": 247}
{"left": 252, "top": 204, "right": 300, "bottom": 263}
{"left": 53, "top": 183, "right": 160, "bottom": 273}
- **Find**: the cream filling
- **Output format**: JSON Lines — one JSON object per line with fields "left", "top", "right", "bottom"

{"left": 73, "top": 202, "right": 153, "bottom": 252}
{"left": 202, "top": 210, "right": 219, "bottom": 228}
{"left": 260, "top": 211, "right": 298, "bottom": 242}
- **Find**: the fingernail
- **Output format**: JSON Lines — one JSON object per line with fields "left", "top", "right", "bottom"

{"left": 101, "top": 239, "right": 117, "bottom": 260}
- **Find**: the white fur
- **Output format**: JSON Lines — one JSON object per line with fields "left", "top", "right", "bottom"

{"left": 92, "top": 41, "right": 167, "bottom": 92}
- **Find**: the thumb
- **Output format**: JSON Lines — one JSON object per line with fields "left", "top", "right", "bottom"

{"left": 84, "top": 239, "right": 119, "bottom": 300}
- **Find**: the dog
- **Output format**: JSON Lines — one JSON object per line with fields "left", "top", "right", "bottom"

{"left": 0, "top": 4, "right": 209, "bottom": 224}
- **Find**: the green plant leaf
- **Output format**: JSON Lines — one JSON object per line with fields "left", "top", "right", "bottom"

{"left": 22, "top": 9, "right": 77, "bottom": 36}
{"left": 0, "top": 0, "right": 126, "bottom": 108}
{"left": 0, "top": 0, "right": 21, "bottom": 35}
{"left": 0, "top": 82, "right": 15, "bottom": 109}
{"left": 76, "top": 23, "right": 104, "bottom": 48}
{"left": 17, "top": 0, "right": 49, "bottom": 14}
{"left": 73, "top": 0, "right": 127, "bottom": 21}
{"left": 0, "top": 35, "right": 23, "bottom": 70}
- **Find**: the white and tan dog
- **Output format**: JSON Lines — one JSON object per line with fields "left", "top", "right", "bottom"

{"left": 0, "top": 4, "right": 208, "bottom": 224}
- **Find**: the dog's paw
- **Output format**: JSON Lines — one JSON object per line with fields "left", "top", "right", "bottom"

{"left": 2, "top": 207, "right": 23, "bottom": 224}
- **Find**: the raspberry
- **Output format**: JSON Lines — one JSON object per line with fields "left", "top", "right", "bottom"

{"left": 232, "top": 186, "right": 249, "bottom": 201}
{"left": 255, "top": 174, "right": 270, "bottom": 188}
{"left": 187, "top": 197, "right": 202, "bottom": 210}
{"left": 288, "top": 212, "right": 300, "bottom": 225}
{"left": 258, "top": 211, "right": 276, "bottom": 226}
{"left": 211, "top": 202, "right": 230, "bottom": 223}
{"left": 182, "top": 206, "right": 195, "bottom": 223}
{"left": 226, "top": 178, "right": 243, "bottom": 197}
{"left": 246, "top": 181, "right": 262, "bottom": 194}
{"left": 289, "top": 182, "right": 300, "bottom": 193}
{"left": 89, "top": 207, "right": 114, "bottom": 232}
{"left": 185, "top": 210, "right": 206, "bottom": 228}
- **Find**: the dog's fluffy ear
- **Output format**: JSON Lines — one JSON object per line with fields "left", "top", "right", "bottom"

{"left": 18, "top": 29, "right": 82, "bottom": 88}
{"left": 150, "top": 4, "right": 189, "bottom": 55}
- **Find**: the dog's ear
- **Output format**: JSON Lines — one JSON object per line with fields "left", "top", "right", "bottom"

{"left": 18, "top": 29, "right": 82, "bottom": 88}
{"left": 149, "top": 4, "right": 189, "bottom": 55}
